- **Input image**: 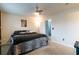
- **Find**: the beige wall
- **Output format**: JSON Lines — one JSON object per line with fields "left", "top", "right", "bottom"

{"left": 51, "top": 7, "right": 79, "bottom": 48}
{"left": 1, "top": 12, "right": 37, "bottom": 44}
{"left": 1, "top": 12, "right": 46, "bottom": 44}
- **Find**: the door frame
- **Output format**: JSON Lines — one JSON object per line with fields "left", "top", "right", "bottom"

{"left": 0, "top": 11, "right": 1, "bottom": 54}
{"left": 45, "top": 20, "right": 51, "bottom": 36}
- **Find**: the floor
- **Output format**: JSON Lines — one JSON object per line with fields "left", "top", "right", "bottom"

{"left": 1, "top": 44, "right": 10, "bottom": 55}
{"left": 27, "top": 40, "right": 76, "bottom": 55}
{"left": 1, "top": 40, "right": 76, "bottom": 55}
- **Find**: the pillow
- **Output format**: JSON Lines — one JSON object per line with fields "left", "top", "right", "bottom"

{"left": 13, "top": 30, "right": 30, "bottom": 35}
{"left": 19, "top": 32, "right": 27, "bottom": 35}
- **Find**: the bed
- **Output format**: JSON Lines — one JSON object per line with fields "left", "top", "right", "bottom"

{"left": 7, "top": 30, "right": 49, "bottom": 55}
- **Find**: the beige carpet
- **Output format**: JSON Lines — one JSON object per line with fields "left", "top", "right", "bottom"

{"left": 27, "top": 40, "right": 76, "bottom": 55}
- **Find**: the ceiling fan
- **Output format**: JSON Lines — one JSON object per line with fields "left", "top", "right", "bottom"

{"left": 65, "top": 3, "right": 69, "bottom": 5}
{"left": 34, "top": 5, "right": 43, "bottom": 15}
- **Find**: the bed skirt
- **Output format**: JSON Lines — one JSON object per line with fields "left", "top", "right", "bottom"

{"left": 10, "top": 37, "right": 48, "bottom": 55}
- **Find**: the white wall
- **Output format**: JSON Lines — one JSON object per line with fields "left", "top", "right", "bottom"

{"left": 51, "top": 7, "right": 79, "bottom": 48}
{"left": 1, "top": 12, "right": 36, "bottom": 44}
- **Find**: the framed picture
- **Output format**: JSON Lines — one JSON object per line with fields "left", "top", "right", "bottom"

{"left": 21, "top": 19, "right": 27, "bottom": 27}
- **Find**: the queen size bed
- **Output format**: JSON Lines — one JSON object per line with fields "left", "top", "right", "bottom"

{"left": 7, "top": 30, "right": 49, "bottom": 55}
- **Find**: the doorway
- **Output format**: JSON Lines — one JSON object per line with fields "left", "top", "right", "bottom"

{"left": 45, "top": 19, "right": 51, "bottom": 36}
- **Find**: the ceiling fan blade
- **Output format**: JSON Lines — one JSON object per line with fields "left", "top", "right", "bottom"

{"left": 39, "top": 10, "right": 43, "bottom": 12}
{"left": 65, "top": 3, "right": 69, "bottom": 5}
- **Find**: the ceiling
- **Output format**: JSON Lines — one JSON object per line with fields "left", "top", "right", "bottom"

{"left": 0, "top": 3, "right": 79, "bottom": 16}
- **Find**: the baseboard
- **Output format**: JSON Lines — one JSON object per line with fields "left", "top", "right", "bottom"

{"left": 50, "top": 39, "right": 74, "bottom": 48}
